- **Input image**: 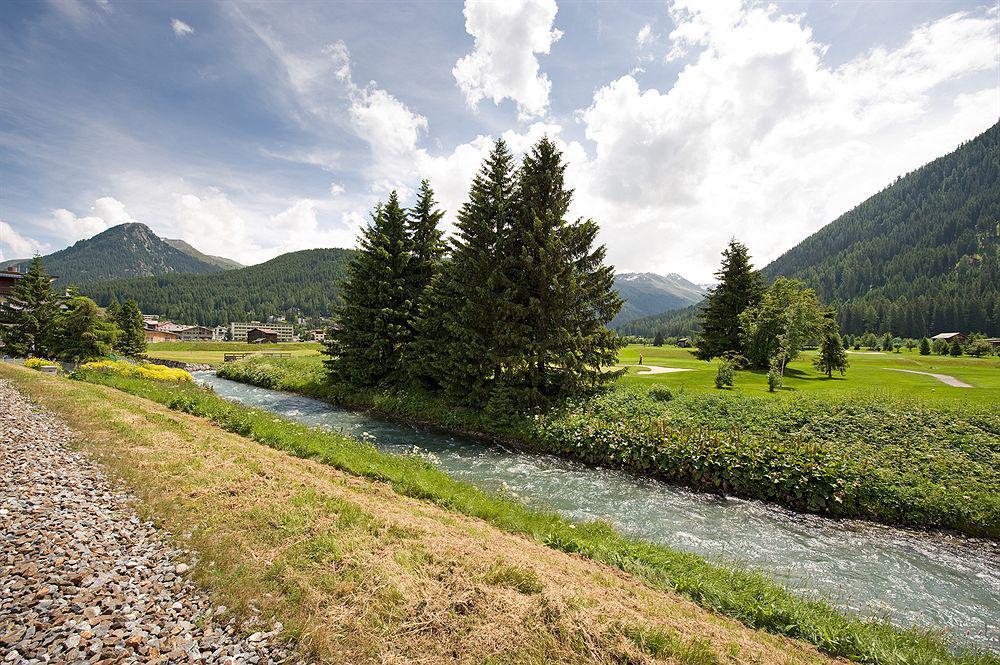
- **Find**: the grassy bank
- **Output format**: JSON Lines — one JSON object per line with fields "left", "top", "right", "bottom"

{"left": 145, "top": 341, "right": 323, "bottom": 366}
{"left": 1, "top": 362, "right": 842, "bottom": 664}
{"left": 216, "top": 355, "right": 1000, "bottom": 538}
{"left": 36, "top": 362, "right": 998, "bottom": 664}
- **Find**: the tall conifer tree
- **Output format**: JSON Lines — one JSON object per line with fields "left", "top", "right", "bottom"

{"left": 116, "top": 299, "right": 147, "bottom": 357}
{"left": 507, "top": 136, "right": 622, "bottom": 405}
{"left": 0, "top": 256, "right": 57, "bottom": 357}
{"left": 434, "top": 139, "right": 519, "bottom": 403}
{"left": 695, "top": 240, "right": 763, "bottom": 361}
{"left": 325, "top": 192, "right": 411, "bottom": 387}
{"left": 405, "top": 180, "right": 446, "bottom": 300}
{"left": 404, "top": 181, "right": 450, "bottom": 388}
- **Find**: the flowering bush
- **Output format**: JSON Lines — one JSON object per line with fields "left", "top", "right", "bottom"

{"left": 80, "top": 359, "right": 193, "bottom": 382}
{"left": 24, "top": 357, "right": 53, "bottom": 370}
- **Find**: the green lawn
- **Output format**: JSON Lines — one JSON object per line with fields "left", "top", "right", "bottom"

{"left": 618, "top": 344, "right": 1000, "bottom": 407}
{"left": 145, "top": 341, "right": 324, "bottom": 366}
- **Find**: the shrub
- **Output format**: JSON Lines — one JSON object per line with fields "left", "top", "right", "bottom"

{"left": 767, "top": 366, "right": 782, "bottom": 392}
{"left": 714, "top": 360, "right": 735, "bottom": 389}
{"left": 24, "top": 357, "right": 53, "bottom": 370}
{"left": 79, "top": 359, "right": 193, "bottom": 382}
{"left": 647, "top": 385, "right": 674, "bottom": 402}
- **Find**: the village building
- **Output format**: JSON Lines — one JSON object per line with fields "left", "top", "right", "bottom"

{"left": 930, "top": 332, "right": 966, "bottom": 344}
{"left": 229, "top": 321, "right": 293, "bottom": 342}
{"left": 247, "top": 327, "right": 279, "bottom": 344}
{"left": 0, "top": 268, "right": 57, "bottom": 303}
{"left": 212, "top": 325, "right": 228, "bottom": 341}
{"left": 145, "top": 329, "right": 179, "bottom": 343}
{"left": 176, "top": 325, "right": 215, "bottom": 341}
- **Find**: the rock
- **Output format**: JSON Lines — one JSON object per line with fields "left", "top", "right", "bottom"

{"left": 0, "top": 379, "right": 297, "bottom": 664}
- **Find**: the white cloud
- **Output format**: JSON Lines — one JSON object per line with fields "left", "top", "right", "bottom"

{"left": 563, "top": 2, "right": 1000, "bottom": 280}
{"left": 453, "top": 0, "right": 562, "bottom": 120}
{"left": 0, "top": 221, "right": 48, "bottom": 262}
{"left": 171, "top": 18, "right": 193, "bottom": 37}
{"left": 47, "top": 196, "right": 136, "bottom": 243}
{"left": 329, "top": 182, "right": 345, "bottom": 197}
{"left": 636, "top": 24, "right": 652, "bottom": 46}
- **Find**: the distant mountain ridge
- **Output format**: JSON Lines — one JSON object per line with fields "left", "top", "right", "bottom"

{"left": 162, "top": 238, "right": 244, "bottom": 270}
{"left": 612, "top": 272, "right": 706, "bottom": 325}
{"left": 618, "top": 122, "right": 1000, "bottom": 338}
{"left": 9, "top": 223, "right": 232, "bottom": 285}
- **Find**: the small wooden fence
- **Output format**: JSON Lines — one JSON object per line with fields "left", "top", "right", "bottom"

{"left": 223, "top": 351, "right": 292, "bottom": 362}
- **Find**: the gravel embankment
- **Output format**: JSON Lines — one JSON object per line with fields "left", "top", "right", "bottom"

{"left": 0, "top": 379, "right": 296, "bottom": 664}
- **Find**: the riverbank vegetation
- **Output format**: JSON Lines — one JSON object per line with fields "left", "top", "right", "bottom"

{"left": 7, "top": 363, "right": 990, "bottom": 664}
{"left": 217, "top": 354, "right": 1000, "bottom": 537}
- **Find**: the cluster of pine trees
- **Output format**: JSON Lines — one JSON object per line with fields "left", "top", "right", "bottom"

{"left": 0, "top": 257, "right": 147, "bottom": 362}
{"left": 325, "top": 137, "right": 623, "bottom": 412}
{"left": 694, "top": 240, "right": 846, "bottom": 385}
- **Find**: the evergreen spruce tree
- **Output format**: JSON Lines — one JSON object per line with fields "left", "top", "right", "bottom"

{"left": 506, "top": 136, "right": 622, "bottom": 405}
{"left": 404, "top": 180, "right": 448, "bottom": 388}
{"left": 49, "top": 295, "right": 118, "bottom": 362}
{"left": 434, "top": 139, "right": 520, "bottom": 403}
{"left": 919, "top": 337, "right": 931, "bottom": 355}
{"left": 324, "top": 193, "right": 411, "bottom": 388}
{"left": 0, "top": 256, "right": 57, "bottom": 357}
{"left": 695, "top": 240, "right": 763, "bottom": 361}
{"left": 116, "top": 299, "right": 147, "bottom": 357}
{"left": 814, "top": 330, "right": 849, "bottom": 377}
{"left": 653, "top": 331, "right": 664, "bottom": 347}
{"left": 404, "top": 179, "right": 446, "bottom": 300}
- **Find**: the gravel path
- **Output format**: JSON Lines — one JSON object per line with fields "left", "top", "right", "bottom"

{"left": 0, "top": 379, "right": 297, "bottom": 664}
{"left": 635, "top": 364, "right": 693, "bottom": 375}
{"left": 882, "top": 368, "right": 974, "bottom": 388}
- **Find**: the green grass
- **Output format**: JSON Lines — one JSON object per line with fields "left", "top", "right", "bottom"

{"left": 618, "top": 344, "right": 1000, "bottom": 407}
{"left": 67, "top": 367, "right": 998, "bottom": 665}
{"left": 145, "top": 341, "right": 323, "bottom": 366}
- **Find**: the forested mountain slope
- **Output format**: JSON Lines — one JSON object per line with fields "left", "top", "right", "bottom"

{"left": 82, "top": 248, "right": 355, "bottom": 325}
{"left": 10, "top": 223, "right": 226, "bottom": 285}
{"left": 764, "top": 122, "right": 1000, "bottom": 336}
{"left": 619, "top": 123, "right": 1000, "bottom": 339}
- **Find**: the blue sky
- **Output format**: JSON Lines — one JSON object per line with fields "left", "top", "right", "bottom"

{"left": 1, "top": 0, "right": 997, "bottom": 280}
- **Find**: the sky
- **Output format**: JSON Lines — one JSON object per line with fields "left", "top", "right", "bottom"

{"left": 1, "top": 0, "right": 998, "bottom": 282}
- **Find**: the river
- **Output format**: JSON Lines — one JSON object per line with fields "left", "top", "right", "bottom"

{"left": 195, "top": 372, "right": 999, "bottom": 650}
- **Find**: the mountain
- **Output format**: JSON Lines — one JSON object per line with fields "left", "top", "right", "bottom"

{"left": 612, "top": 272, "right": 706, "bottom": 325}
{"left": 615, "top": 304, "right": 700, "bottom": 338}
{"left": 617, "top": 122, "right": 1000, "bottom": 339}
{"left": 162, "top": 238, "right": 244, "bottom": 270}
{"left": 9, "top": 223, "right": 227, "bottom": 285}
{"left": 763, "top": 121, "right": 999, "bottom": 337}
{"left": 81, "top": 248, "right": 356, "bottom": 326}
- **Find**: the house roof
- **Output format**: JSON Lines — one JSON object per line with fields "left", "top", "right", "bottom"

{"left": 930, "top": 332, "right": 964, "bottom": 340}
{"left": 248, "top": 327, "right": 278, "bottom": 334}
